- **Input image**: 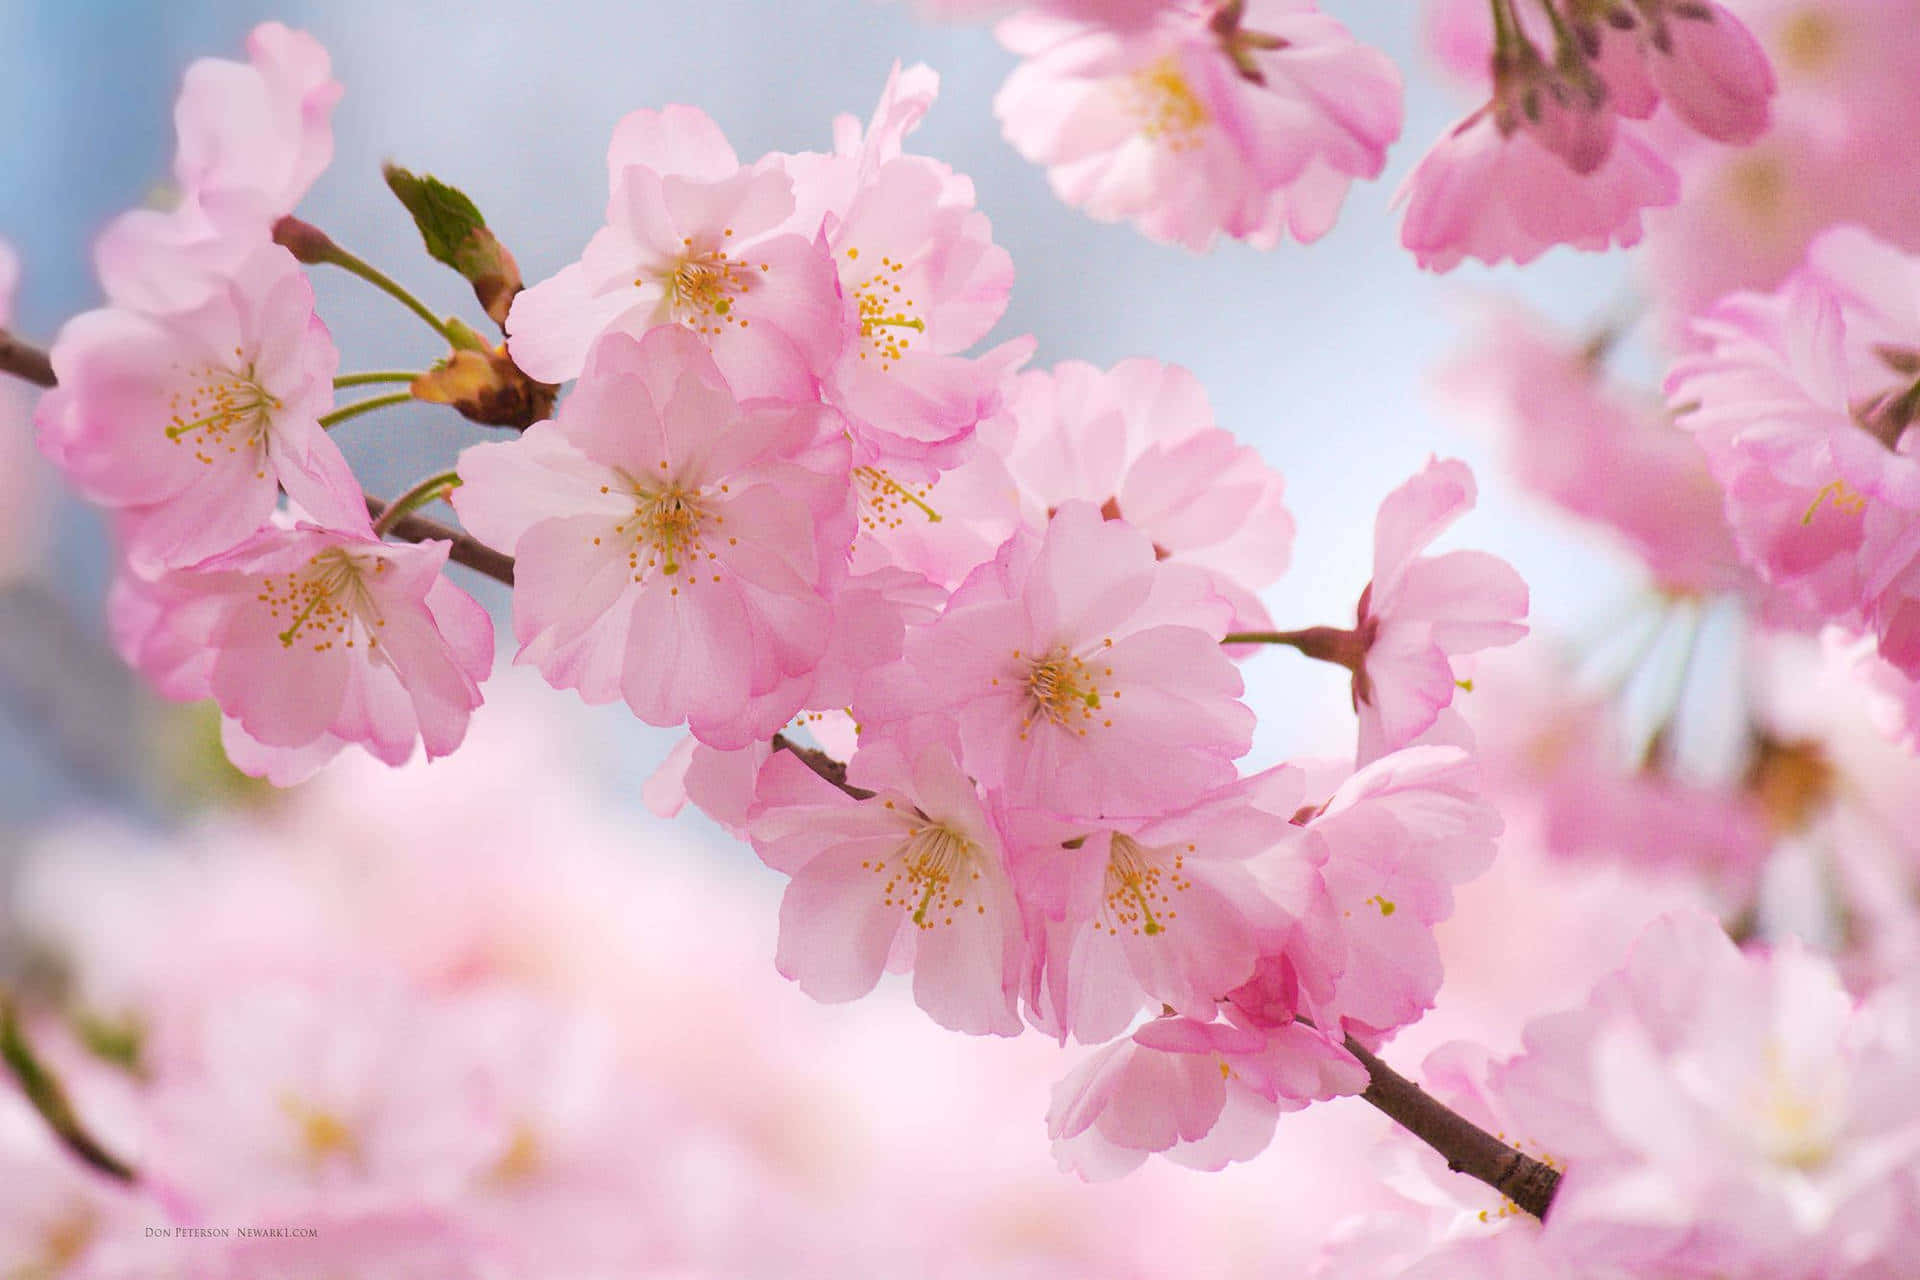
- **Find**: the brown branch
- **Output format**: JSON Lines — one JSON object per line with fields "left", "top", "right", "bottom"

{"left": 364, "top": 496, "right": 514, "bottom": 586}
{"left": 0, "top": 329, "right": 55, "bottom": 388}
{"left": 1345, "top": 1034, "right": 1561, "bottom": 1220}
{"left": 0, "top": 995, "right": 137, "bottom": 1184}
{"left": 769, "top": 733, "right": 873, "bottom": 800}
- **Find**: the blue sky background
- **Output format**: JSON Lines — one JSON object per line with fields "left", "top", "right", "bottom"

{"left": 0, "top": 0, "right": 1642, "bottom": 847}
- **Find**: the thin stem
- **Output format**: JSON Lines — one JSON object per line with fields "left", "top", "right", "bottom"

{"left": 1346, "top": 1034, "right": 1561, "bottom": 1220}
{"left": 364, "top": 497, "right": 514, "bottom": 585}
{"left": 372, "top": 470, "right": 463, "bottom": 537}
{"left": 1488, "top": 0, "right": 1520, "bottom": 56}
{"left": 1, "top": 994, "right": 138, "bottom": 1184}
{"left": 1222, "top": 626, "right": 1364, "bottom": 670}
{"left": 0, "top": 329, "right": 55, "bottom": 388}
{"left": 333, "top": 370, "right": 425, "bottom": 390}
{"left": 319, "top": 391, "right": 415, "bottom": 430}
{"left": 314, "top": 242, "right": 465, "bottom": 349}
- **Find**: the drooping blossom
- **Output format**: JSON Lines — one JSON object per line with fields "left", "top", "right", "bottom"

{"left": 36, "top": 242, "right": 362, "bottom": 571}
{"left": 505, "top": 104, "right": 841, "bottom": 398}
{"left": 1398, "top": 109, "right": 1679, "bottom": 272}
{"left": 1014, "top": 773, "right": 1296, "bottom": 1044}
{"left": 1403, "top": 0, "right": 1772, "bottom": 271}
{"left": 96, "top": 22, "right": 341, "bottom": 311}
{"left": 994, "top": 0, "right": 1403, "bottom": 251}
{"left": 453, "top": 326, "right": 852, "bottom": 748}
{"left": 879, "top": 499, "right": 1251, "bottom": 820}
{"left": 109, "top": 521, "right": 493, "bottom": 785}
{"left": 780, "top": 64, "right": 1028, "bottom": 466}
{"left": 1330, "top": 458, "right": 1530, "bottom": 762}
{"left": 748, "top": 734, "right": 1026, "bottom": 1036}
{"left": 1002, "top": 357, "right": 1293, "bottom": 633}
{"left": 1047, "top": 1013, "right": 1364, "bottom": 1179}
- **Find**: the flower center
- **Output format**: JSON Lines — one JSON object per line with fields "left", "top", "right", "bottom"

{"left": 844, "top": 247, "right": 924, "bottom": 370}
{"left": 606, "top": 473, "right": 725, "bottom": 592}
{"left": 487, "top": 1124, "right": 543, "bottom": 1185}
{"left": 854, "top": 465, "right": 941, "bottom": 533}
{"left": 1013, "top": 643, "right": 1118, "bottom": 739}
{"left": 1128, "top": 56, "right": 1209, "bottom": 150}
{"left": 1101, "top": 833, "right": 1193, "bottom": 938}
{"left": 1776, "top": 10, "right": 1839, "bottom": 76}
{"left": 280, "top": 1094, "right": 361, "bottom": 1168}
{"left": 166, "top": 359, "right": 281, "bottom": 468}
{"left": 1800, "top": 478, "right": 1867, "bottom": 526}
{"left": 261, "top": 548, "right": 389, "bottom": 653}
{"left": 653, "top": 234, "right": 767, "bottom": 338}
{"left": 1748, "top": 1044, "right": 1841, "bottom": 1171}
{"left": 867, "top": 818, "right": 984, "bottom": 930}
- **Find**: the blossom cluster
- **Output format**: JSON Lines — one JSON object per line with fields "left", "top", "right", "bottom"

{"left": 32, "top": 24, "right": 492, "bottom": 785}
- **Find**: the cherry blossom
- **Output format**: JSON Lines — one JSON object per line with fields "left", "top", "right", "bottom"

{"left": 749, "top": 734, "right": 1026, "bottom": 1035}
{"left": 454, "top": 326, "right": 852, "bottom": 748}
{"left": 880, "top": 499, "right": 1252, "bottom": 820}
{"left": 1015, "top": 773, "right": 1297, "bottom": 1044}
{"left": 994, "top": 0, "right": 1403, "bottom": 250}
{"left": 1002, "top": 357, "right": 1293, "bottom": 633}
{"left": 1347, "top": 458, "right": 1529, "bottom": 762}
{"left": 1048, "top": 1014, "right": 1364, "bottom": 1179}
{"left": 96, "top": 22, "right": 341, "bottom": 312}
{"left": 109, "top": 522, "right": 493, "bottom": 784}
{"left": 36, "top": 242, "right": 362, "bottom": 572}
{"left": 780, "top": 64, "right": 1027, "bottom": 466}
{"left": 504, "top": 104, "right": 842, "bottom": 397}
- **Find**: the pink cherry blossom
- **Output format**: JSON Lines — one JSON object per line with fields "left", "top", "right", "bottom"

{"left": 1492, "top": 910, "right": 1920, "bottom": 1276}
{"left": 1235, "top": 745, "right": 1502, "bottom": 1047}
{"left": 1002, "top": 357, "right": 1294, "bottom": 634}
{"left": 1626, "top": 1, "right": 1776, "bottom": 145}
{"left": 994, "top": 1, "right": 1403, "bottom": 251}
{"left": 505, "top": 104, "right": 842, "bottom": 398}
{"left": 781, "top": 64, "right": 1027, "bottom": 466}
{"left": 1349, "top": 458, "right": 1529, "bottom": 762}
{"left": 748, "top": 734, "right": 1025, "bottom": 1036}
{"left": 1014, "top": 776, "right": 1297, "bottom": 1044}
{"left": 96, "top": 22, "right": 341, "bottom": 312}
{"left": 453, "top": 326, "right": 852, "bottom": 748}
{"left": 36, "top": 242, "right": 362, "bottom": 572}
{"left": 1435, "top": 301, "right": 1747, "bottom": 595}
{"left": 111, "top": 522, "right": 492, "bottom": 785}
{"left": 1398, "top": 107, "right": 1680, "bottom": 272}
{"left": 1047, "top": 1014, "right": 1364, "bottom": 1179}
{"left": 880, "top": 499, "right": 1252, "bottom": 820}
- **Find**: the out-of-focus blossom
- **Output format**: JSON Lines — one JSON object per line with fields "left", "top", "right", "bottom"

{"left": 110, "top": 522, "right": 493, "bottom": 784}
{"left": 36, "top": 243, "right": 361, "bottom": 571}
{"left": 505, "top": 104, "right": 842, "bottom": 397}
{"left": 1638, "top": 0, "right": 1920, "bottom": 320}
{"left": 994, "top": 0, "right": 1403, "bottom": 251}
{"left": 454, "top": 326, "right": 851, "bottom": 748}
{"left": 1002, "top": 357, "right": 1293, "bottom": 634}
{"left": 97, "top": 23, "right": 340, "bottom": 311}
{"left": 1436, "top": 301, "right": 1747, "bottom": 596}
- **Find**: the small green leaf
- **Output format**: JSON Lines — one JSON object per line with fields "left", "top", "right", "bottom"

{"left": 383, "top": 163, "right": 489, "bottom": 268}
